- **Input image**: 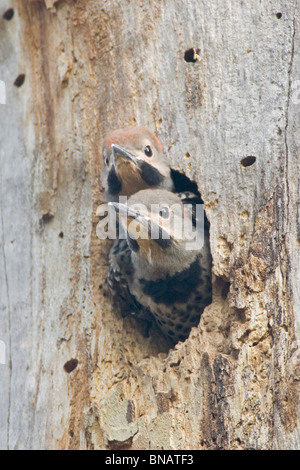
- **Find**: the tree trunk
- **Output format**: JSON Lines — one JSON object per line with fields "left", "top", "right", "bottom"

{"left": 1, "top": 0, "right": 300, "bottom": 450}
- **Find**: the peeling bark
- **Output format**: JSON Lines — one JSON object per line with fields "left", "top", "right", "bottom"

{"left": 0, "top": 0, "right": 300, "bottom": 450}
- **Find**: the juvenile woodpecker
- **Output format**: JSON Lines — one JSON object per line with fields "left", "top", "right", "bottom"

{"left": 101, "top": 126, "right": 174, "bottom": 202}
{"left": 109, "top": 189, "right": 212, "bottom": 343}
{"left": 102, "top": 126, "right": 174, "bottom": 320}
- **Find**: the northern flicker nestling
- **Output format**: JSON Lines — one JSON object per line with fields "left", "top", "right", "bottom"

{"left": 109, "top": 189, "right": 212, "bottom": 343}
{"left": 101, "top": 126, "right": 174, "bottom": 202}
{"left": 102, "top": 126, "right": 174, "bottom": 321}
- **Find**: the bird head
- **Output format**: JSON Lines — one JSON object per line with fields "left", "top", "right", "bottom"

{"left": 101, "top": 127, "right": 174, "bottom": 202}
{"left": 109, "top": 189, "right": 204, "bottom": 277}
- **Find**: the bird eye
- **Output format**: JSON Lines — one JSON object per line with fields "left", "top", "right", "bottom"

{"left": 159, "top": 207, "right": 170, "bottom": 219}
{"left": 144, "top": 145, "right": 153, "bottom": 157}
{"left": 104, "top": 155, "right": 110, "bottom": 166}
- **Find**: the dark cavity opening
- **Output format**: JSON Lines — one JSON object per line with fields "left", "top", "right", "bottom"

{"left": 64, "top": 358, "right": 78, "bottom": 373}
{"left": 3, "top": 8, "right": 14, "bottom": 20}
{"left": 240, "top": 156, "right": 256, "bottom": 167}
{"left": 170, "top": 168, "right": 201, "bottom": 198}
{"left": 276, "top": 12, "right": 282, "bottom": 19}
{"left": 184, "top": 48, "right": 199, "bottom": 63}
{"left": 59, "top": 231, "right": 64, "bottom": 238}
{"left": 14, "top": 74, "right": 25, "bottom": 88}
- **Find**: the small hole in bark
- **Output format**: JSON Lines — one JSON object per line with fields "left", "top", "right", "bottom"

{"left": 64, "top": 358, "right": 78, "bottom": 373}
{"left": 240, "top": 156, "right": 256, "bottom": 167}
{"left": 59, "top": 231, "right": 64, "bottom": 238}
{"left": 41, "top": 212, "right": 54, "bottom": 223}
{"left": 184, "top": 48, "right": 199, "bottom": 63}
{"left": 3, "top": 8, "right": 14, "bottom": 20}
{"left": 236, "top": 308, "right": 246, "bottom": 323}
{"left": 14, "top": 74, "right": 25, "bottom": 87}
{"left": 276, "top": 12, "right": 282, "bottom": 19}
{"left": 221, "top": 281, "right": 230, "bottom": 299}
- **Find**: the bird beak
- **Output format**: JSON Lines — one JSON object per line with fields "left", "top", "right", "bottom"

{"left": 108, "top": 202, "right": 172, "bottom": 248}
{"left": 109, "top": 202, "right": 145, "bottom": 224}
{"left": 111, "top": 144, "right": 138, "bottom": 167}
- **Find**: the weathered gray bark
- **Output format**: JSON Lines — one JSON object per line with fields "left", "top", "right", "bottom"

{"left": 0, "top": 0, "right": 300, "bottom": 450}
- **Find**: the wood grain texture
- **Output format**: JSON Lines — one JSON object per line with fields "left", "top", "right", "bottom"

{"left": 0, "top": 0, "right": 299, "bottom": 449}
